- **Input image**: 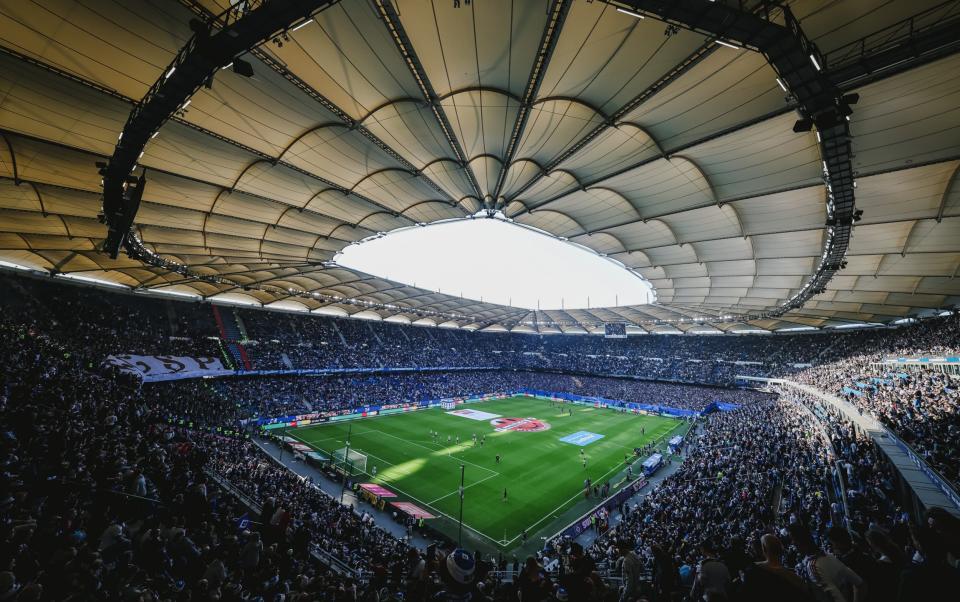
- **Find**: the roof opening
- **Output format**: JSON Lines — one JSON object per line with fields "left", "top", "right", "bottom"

{"left": 335, "top": 213, "right": 653, "bottom": 310}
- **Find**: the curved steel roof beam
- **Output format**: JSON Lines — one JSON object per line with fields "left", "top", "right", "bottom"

{"left": 546, "top": 168, "right": 584, "bottom": 189}
{"left": 582, "top": 186, "right": 644, "bottom": 220}
{"left": 936, "top": 162, "right": 960, "bottom": 223}
{"left": 614, "top": 121, "right": 667, "bottom": 158}
{"left": 524, "top": 208, "right": 589, "bottom": 235}
{"left": 570, "top": 229, "right": 631, "bottom": 254}
{"left": 355, "top": 210, "right": 403, "bottom": 227}
{"left": 274, "top": 122, "right": 350, "bottom": 162}
{"left": 398, "top": 199, "right": 464, "bottom": 218}
{"left": 437, "top": 86, "right": 523, "bottom": 104}
{"left": 667, "top": 155, "right": 719, "bottom": 205}
{"left": 531, "top": 95, "right": 609, "bottom": 120}
{"left": 349, "top": 168, "right": 467, "bottom": 216}
{"left": 356, "top": 96, "right": 424, "bottom": 124}
{"left": 229, "top": 159, "right": 273, "bottom": 192}
{"left": 25, "top": 181, "right": 46, "bottom": 217}
{"left": 348, "top": 166, "right": 417, "bottom": 192}
{"left": 467, "top": 153, "right": 505, "bottom": 166}
{"left": 0, "top": 132, "right": 18, "bottom": 184}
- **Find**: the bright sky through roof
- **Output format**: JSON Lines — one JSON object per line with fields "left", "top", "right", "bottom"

{"left": 336, "top": 215, "right": 653, "bottom": 310}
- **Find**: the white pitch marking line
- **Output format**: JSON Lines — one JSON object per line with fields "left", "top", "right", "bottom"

{"left": 426, "top": 471, "right": 500, "bottom": 505}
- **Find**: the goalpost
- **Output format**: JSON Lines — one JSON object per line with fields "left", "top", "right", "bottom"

{"left": 332, "top": 447, "right": 368, "bottom": 476}
{"left": 440, "top": 400, "right": 456, "bottom": 410}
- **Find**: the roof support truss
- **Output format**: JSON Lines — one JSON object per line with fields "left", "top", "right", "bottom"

{"left": 491, "top": 0, "right": 572, "bottom": 209}
{"left": 371, "top": 0, "right": 484, "bottom": 203}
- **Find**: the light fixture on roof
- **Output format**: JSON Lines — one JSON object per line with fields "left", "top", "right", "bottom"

{"left": 231, "top": 58, "right": 255, "bottom": 78}
{"left": 291, "top": 18, "right": 313, "bottom": 32}
{"left": 715, "top": 39, "right": 739, "bottom": 49}
{"left": 616, "top": 7, "right": 644, "bottom": 19}
{"left": 809, "top": 53, "right": 821, "bottom": 71}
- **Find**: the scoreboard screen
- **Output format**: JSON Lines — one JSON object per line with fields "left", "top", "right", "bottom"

{"left": 604, "top": 323, "right": 627, "bottom": 338}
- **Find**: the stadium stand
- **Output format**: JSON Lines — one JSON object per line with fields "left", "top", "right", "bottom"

{"left": 2, "top": 0, "right": 960, "bottom": 600}
{"left": 1, "top": 272, "right": 959, "bottom": 601}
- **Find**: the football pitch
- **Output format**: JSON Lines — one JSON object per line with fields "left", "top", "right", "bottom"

{"left": 289, "top": 396, "right": 683, "bottom": 552}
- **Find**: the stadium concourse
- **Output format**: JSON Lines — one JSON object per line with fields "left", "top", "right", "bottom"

{"left": 2, "top": 0, "right": 960, "bottom": 601}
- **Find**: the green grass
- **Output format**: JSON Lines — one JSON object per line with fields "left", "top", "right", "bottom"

{"left": 290, "top": 396, "right": 681, "bottom": 551}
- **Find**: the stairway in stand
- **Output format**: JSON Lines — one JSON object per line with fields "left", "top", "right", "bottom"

{"left": 212, "top": 305, "right": 253, "bottom": 370}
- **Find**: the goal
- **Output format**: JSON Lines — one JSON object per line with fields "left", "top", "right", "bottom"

{"left": 440, "top": 400, "right": 456, "bottom": 410}
{"left": 332, "top": 447, "right": 368, "bottom": 476}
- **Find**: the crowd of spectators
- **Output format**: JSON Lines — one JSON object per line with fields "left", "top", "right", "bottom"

{"left": 0, "top": 319, "right": 539, "bottom": 600}
{"left": 793, "top": 313, "right": 960, "bottom": 489}
{"left": 0, "top": 318, "right": 371, "bottom": 600}
{"left": 0, "top": 273, "right": 829, "bottom": 385}
{"left": 581, "top": 395, "right": 960, "bottom": 601}
{"left": 241, "top": 316, "right": 798, "bottom": 385}
{"left": 183, "top": 371, "right": 769, "bottom": 425}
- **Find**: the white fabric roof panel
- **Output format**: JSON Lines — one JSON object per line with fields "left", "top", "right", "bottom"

{"left": 0, "top": 0, "right": 957, "bottom": 331}
{"left": 0, "top": 0, "right": 189, "bottom": 99}
{"left": 849, "top": 53, "right": 960, "bottom": 174}
{"left": 622, "top": 50, "right": 787, "bottom": 152}
{"left": 394, "top": 0, "right": 547, "bottom": 100}
{"left": 538, "top": 2, "right": 706, "bottom": 115}
{"left": 0, "top": 54, "right": 129, "bottom": 156}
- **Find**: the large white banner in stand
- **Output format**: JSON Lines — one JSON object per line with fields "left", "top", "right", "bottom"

{"left": 103, "top": 354, "right": 233, "bottom": 382}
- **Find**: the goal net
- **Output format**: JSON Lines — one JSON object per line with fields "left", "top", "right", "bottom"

{"left": 440, "top": 400, "right": 456, "bottom": 410}
{"left": 332, "top": 447, "right": 368, "bottom": 475}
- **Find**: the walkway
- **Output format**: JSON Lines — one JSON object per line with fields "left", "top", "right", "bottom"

{"left": 574, "top": 423, "right": 701, "bottom": 549}
{"left": 254, "top": 436, "right": 434, "bottom": 549}
{"left": 740, "top": 376, "right": 960, "bottom": 517}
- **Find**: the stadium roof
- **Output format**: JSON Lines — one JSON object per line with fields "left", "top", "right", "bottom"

{"left": 0, "top": 0, "right": 958, "bottom": 333}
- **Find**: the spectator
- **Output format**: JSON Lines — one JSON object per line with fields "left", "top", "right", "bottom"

{"left": 791, "top": 525, "right": 866, "bottom": 602}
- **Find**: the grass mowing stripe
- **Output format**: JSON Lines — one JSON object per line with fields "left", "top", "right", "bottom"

{"left": 364, "top": 428, "right": 500, "bottom": 478}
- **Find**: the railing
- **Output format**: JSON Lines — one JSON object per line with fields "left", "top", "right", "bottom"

{"left": 823, "top": 0, "right": 960, "bottom": 71}
{"left": 204, "top": 467, "right": 359, "bottom": 577}
{"left": 883, "top": 428, "right": 960, "bottom": 510}
{"left": 740, "top": 376, "right": 960, "bottom": 516}
{"left": 127, "top": 0, "right": 268, "bottom": 129}
{"left": 786, "top": 392, "right": 852, "bottom": 524}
